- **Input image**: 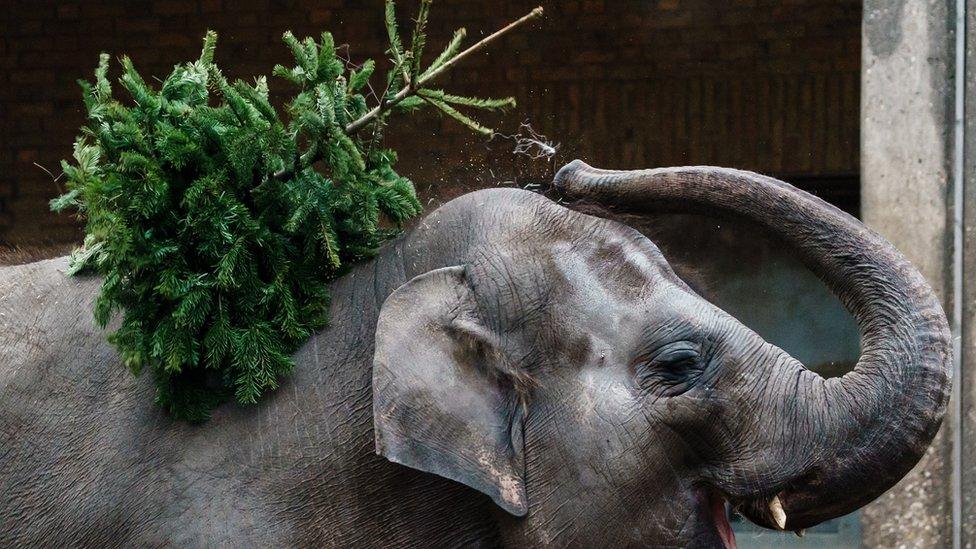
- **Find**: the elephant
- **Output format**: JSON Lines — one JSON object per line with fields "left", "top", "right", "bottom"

{"left": 0, "top": 160, "right": 950, "bottom": 547}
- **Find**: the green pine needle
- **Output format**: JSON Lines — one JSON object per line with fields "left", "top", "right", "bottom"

{"left": 385, "top": 0, "right": 406, "bottom": 67}
{"left": 422, "top": 28, "right": 466, "bottom": 79}
{"left": 409, "top": 0, "right": 433, "bottom": 79}
{"left": 199, "top": 30, "right": 218, "bottom": 65}
{"left": 348, "top": 60, "right": 375, "bottom": 92}
{"left": 419, "top": 88, "right": 516, "bottom": 111}
{"left": 53, "top": 1, "right": 529, "bottom": 422}
{"left": 418, "top": 92, "right": 494, "bottom": 135}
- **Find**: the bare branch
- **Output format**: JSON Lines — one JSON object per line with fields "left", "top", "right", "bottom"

{"left": 344, "top": 6, "right": 543, "bottom": 135}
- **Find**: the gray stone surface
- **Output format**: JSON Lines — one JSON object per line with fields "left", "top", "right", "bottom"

{"left": 960, "top": 2, "right": 976, "bottom": 547}
{"left": 861, "top": 0, "right": 955, "bottom": 547}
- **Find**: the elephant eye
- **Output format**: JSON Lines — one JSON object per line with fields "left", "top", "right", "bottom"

{"left": 633, "top": 342, "right": 704, "bottom": 397}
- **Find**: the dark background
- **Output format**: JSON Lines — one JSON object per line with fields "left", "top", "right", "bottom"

{"left": 0, "top": 0, "right": 862, "bottom": 245}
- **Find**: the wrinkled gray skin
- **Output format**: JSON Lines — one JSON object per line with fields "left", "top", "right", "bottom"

{"left": 0, "top": 162, "right": 950, "bottom": 547}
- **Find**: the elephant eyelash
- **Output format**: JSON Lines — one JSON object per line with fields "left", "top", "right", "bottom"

{"left": 653, "top": 347, "right": 700, "bottom": 365}
{"left": 638, "top": 341, "right": 702, "bottom": 365}
{"left": 632, "top": 341, "right": 706, "bottom": 396}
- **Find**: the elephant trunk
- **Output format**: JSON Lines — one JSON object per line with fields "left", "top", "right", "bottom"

{"left": 551, "top": 160, "right": 951, "bottom": 529}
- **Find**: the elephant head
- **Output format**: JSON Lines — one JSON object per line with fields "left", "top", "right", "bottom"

{"left": 371, "top": 161, "right": 951, "bottom": 546}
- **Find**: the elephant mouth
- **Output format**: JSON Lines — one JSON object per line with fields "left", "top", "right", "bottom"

{"left": 704, "top": 487, "right": 799, "bottom": 548}
{"left": 705, "top": 489, "right": 737, "bottom": 549}
{"left": 715, "top": 487, "right": 811, "bottom": 546}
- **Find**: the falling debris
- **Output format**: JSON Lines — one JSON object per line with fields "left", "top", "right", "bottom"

{"left": 498, "top": 121, "right": 560, "bottom": 160}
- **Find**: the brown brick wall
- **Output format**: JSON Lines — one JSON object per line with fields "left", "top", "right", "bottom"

{"left": 0, "top": 0, "right": 861, "bottom": 245}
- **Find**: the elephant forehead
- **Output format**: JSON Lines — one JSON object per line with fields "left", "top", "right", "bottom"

{"left": 542, "top": 226, "right": 674, "bottom": 304}
{"left": 413, "top": 188, "right": 686, "bottom": 330}
{"left": 460, "top": 238, "right": 657, "bottom": 317}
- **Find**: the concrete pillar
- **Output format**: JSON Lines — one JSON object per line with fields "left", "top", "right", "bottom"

{"left": 961, "top": 3, "right": 976, "bottom": 546}
{"left": 860, "top": 0, "right": 956, "bottom": 546}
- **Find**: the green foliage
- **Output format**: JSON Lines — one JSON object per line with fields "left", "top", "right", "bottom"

{"left": 53, "top": 2, "right": 525, "bottom": 422}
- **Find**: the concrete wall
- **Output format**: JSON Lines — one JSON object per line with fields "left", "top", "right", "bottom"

{"left": 861, "top": 0, "right": 956, "bottom": 546}
{"left": 962, "top": 1, "right": 976, "bottom": 546}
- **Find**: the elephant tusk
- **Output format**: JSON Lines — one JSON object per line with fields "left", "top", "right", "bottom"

{"left": 769, "top": 495, "right": 787, "bottom": 530}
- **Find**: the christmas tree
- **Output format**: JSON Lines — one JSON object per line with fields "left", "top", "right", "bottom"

{"left": 52, "top": 1, "right": 543, "bottom": 422}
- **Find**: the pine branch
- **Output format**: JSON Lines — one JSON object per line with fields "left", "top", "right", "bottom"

{"left": 409, "top": 0, "right": 433, "bottom": 80}
{"left": 348, "top": 59, "right": 375, "bottom": 92}
{"left": 53, "top": 3, "right": 533, "bottom": 422}
{"left": 199, "top": 30, "right": 218, "bottom": 65}
{"left": 417, "top": 89, "right": 515, "bottom": 111}
{"left": 419, "top": 95, "right": 493, "bottom": 136}
{"left": 274, "top": 5, "right": 542, "bottom": 181}
{"left": 421, "top": 28, "right": 466, "bottom": 80}
{"left": 344, "top": 6, "right": 543, "bottom": 134}
{"left": 385, "top": 0, "right": 408, "bottom": 84}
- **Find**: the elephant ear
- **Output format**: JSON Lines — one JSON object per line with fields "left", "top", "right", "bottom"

{"left": 372, "top": 265, "right": 528, "bottom": 516}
